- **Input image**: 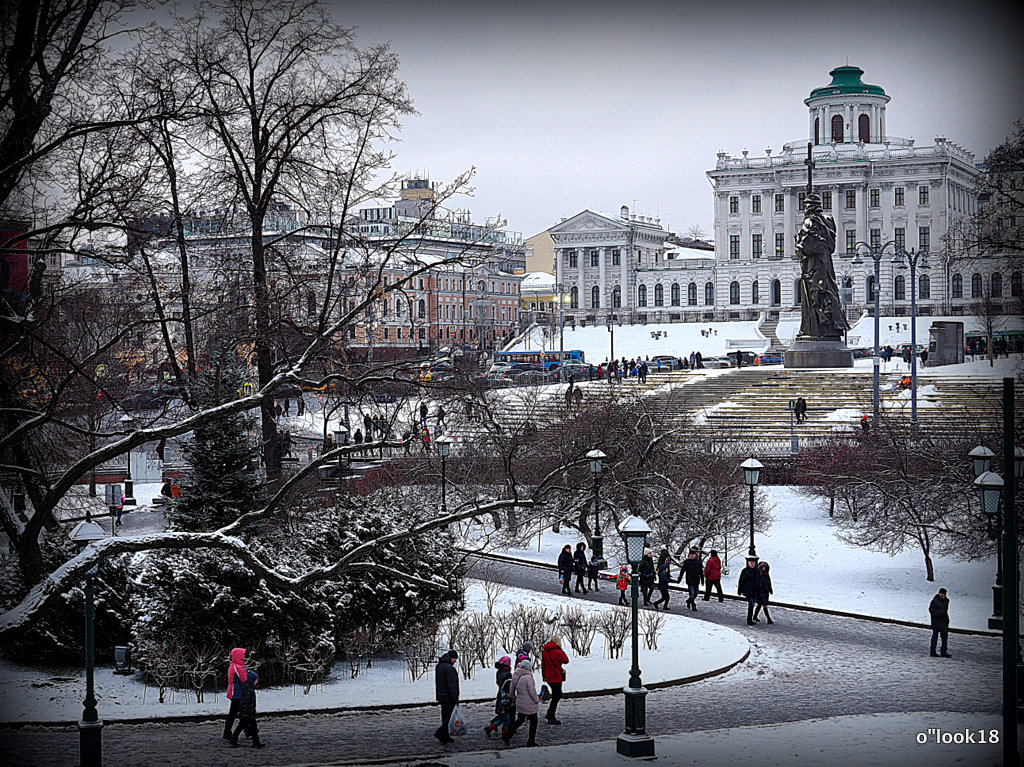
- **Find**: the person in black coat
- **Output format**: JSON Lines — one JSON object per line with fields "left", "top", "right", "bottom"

{"left": 572, "top": 542, "right": 589, "bottom": 594}
{"left": 228, "top": 671, "right": 263, "bottom": 748}
{"left": 752, "top": 561, "right": 774, "bottom": 624}
{"left": 638, "top": 549, "right": 656, "bottom": 605}
{"left": 929, "top": 588, "right": 951, "bottom": 657}
{"left": 737, "top": 556, "right": 760, "bottom": 625}
{"left": 434, "top": 650, "right": 460, "bottom": 744}
{"left": 557, "top": 545, "right": 574, "bottom": 596}
{"left": 794, "top": 397, "right": 807, "bottom": 424}
{"left": 681, "top": 548, "right": 704, "bottom": 611}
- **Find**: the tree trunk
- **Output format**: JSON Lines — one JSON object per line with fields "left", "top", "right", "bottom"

{"left": 250, "top": 217, "right": 281, "bottom": 484}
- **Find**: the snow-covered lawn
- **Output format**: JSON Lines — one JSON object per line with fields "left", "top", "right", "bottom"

{"left": 0, "top": 581, "right": 747, "bottom": 724}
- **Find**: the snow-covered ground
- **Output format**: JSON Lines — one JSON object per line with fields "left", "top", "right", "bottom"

{"left": 0, "top": 581, "right": 747, "bottom": 723}
{"left": 405, "top": 713, "right": 1008, "bottom": 767}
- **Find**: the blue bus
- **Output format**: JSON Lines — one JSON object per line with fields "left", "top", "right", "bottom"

{"left": 493, "top": 350, "right": 585, "bottom": 369}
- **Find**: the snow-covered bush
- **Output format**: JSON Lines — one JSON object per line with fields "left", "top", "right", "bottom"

{"left": 596, "top": 606, "right": 630, "bottom": 659}
{"left": 560, "top": 606, "right": 597, "bottom": 656}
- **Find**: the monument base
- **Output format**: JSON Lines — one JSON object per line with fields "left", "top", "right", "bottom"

{"left": 784, "top": 338, "right": 854, "bottom": 369}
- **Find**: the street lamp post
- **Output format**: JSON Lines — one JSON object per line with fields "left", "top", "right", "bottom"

{"left": 969, "top": 445, "right": 1000, "bottom": 627}
{"left": 740, "top": 457, "right": 763, "bottom": 559}
{"left": 788, "top": 399, "right": 798, "bottom": 455}
{"left": 119, "top": 414, "right": 136, "bottom": 507}
{"left": 892, "top": 248, "right": 929, "bottom": 438}
{"left": 437, "top": 436, "right": 454, "bottom": 516}
{"left": 587, "top": 449, "right": 607, "bottom": 566}
{"left": 852, "top": 240, "right": 895, "bottom": 431}
{"left": 616, "top": 514, "right": 655, "bottom": 759}
{"left": 70, "top": 520, "right": 106, "bottom": 767}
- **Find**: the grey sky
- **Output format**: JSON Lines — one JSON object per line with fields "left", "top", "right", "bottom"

{"left": 336, "top": 0, "right": 1022, "bottom": 241}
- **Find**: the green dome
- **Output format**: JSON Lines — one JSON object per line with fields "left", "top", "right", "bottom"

{"left": 808, "top": 65, "right": 886, "bottom": 99}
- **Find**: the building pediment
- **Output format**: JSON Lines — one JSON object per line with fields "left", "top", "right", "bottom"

{"left": 549, "top": 210, "right": 627, "bottom": 237}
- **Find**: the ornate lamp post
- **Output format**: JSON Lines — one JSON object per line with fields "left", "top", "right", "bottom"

{"left": 70, "top": 520, "right": 106, "bottom": 767}
{"left": 892, "top": 248, "right": 929, "bottom": 437}
{"left": 437, "top": 436, "right": 454, "bottom": 516}
{"left": 118, "top": 414, "right": 136, "bottom": 506}
{"left": 587, "top": 449, "right": 607, "bottom": 566}
{"left": 739, "top": 457, "right": 763, "bottom": 559}
{"left": 616, "top": 514, "right": 655, "bottom": 759}
{"left": 852, "top": 240, "right": 895, "bottom": 430}
{"left": 969, "top": 446, "right": 1001, "bottom": 626}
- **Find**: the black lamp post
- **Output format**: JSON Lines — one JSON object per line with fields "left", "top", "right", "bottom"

{"left": 616, "top": 514, "right": 655, "bottom": 759}
{"left": 437, "top": 436, "right": 454, "bottom": 516}
{"left": 740, "top": 457, "right": 763, "bottom": 559}
{"left": 70, "top": 520, "right": 106, "bottom": 767}
{"left": 852, "top": 240, "right": 895, "bottom": 430}
{"left": 119, "top": 414, "right": 136, "bottom": 506}
{"left": 969, "top": 445, "right": 1000, "bottom": 627}
{"left": 892, "top": 247, "right": 929, "bottom": 437}
{"left": 587, "top": 449, "right": 606, "bottom": 565}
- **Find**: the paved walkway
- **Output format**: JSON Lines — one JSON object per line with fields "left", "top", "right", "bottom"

{"left": 0, "top": 560, "right": 1002, "bottom": 767}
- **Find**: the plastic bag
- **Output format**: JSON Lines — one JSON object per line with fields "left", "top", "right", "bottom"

{"left": 449, "top": 704, "right": 468, "bottom": 737}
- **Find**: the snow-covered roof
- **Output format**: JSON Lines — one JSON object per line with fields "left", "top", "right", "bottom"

{"left": 520, "top": 272, "right": 556, "bottom": 290}
{"left": 664, "top": 243, "right": 715, "bottom": 261}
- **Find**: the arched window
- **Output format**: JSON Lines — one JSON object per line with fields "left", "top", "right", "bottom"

{"left": 307, "top": 291, "right": 317, "bottom": 318}
{"left": 638, "top": 284, "right": 647, "bottom": 307}
{"left": 991, "top": 272, "right": 1003, "bottom": 298}
{"left": 671, "top": 283, "right": 680, "bottom": 306}
{"left": 729, "top": 281, "right": 740, "bottom": 305}
{"left": 814, "top": 117, "right": 820, "bottom": 146}
{"left": 704, "top": 281, "right": 714, "bottom": 306}
{"left": 591, "top": 284, "right": 601, "bottom": 309}
{"left": 971, "top": 273, "right": 983, "bottom": 298}
{"left": 612, "top": 285, "right": 621, "bottom": 308}
{"left": 654, "top": 283, "right": 664, "bottom": 306}
{"left": 1012, "top": 271, "right": 1023, "bottom": 297}
{"left": 570, "top": 286, "right": 578, "bottom": 308}
{"left": 418, "top": 298, "right": 426, "bottom": 318}
{"left": 919, "top": 274, "right": 930, "bottom": 300}
{"left": 894, "top": 274, "right": 906, "bottom": 301}
{"left": 771, "top": 279, "right": 781, "bottom": 306}
{"left": 688, "top": 282, "right": 697, "bottom": 306}
{"left": 858, "top": 114, "right": 870, "bottom": 142}
{"left": 831, "top": 114, "right": 844, "bottom": 142}
{"left": 952, "top": 273, "right": 963, "bottom": 299}
{"left": 752, "top": 280, "right": 760, "bottom": 304}
{"left": 866, "top": 275, "right": 876, "bottom": 302}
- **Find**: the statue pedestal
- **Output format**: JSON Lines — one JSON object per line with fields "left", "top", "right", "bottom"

{"left": 784, "top": 338, "right": 854, "bottom": 369}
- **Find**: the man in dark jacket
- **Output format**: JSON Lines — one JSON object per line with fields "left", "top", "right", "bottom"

{"left": 572, "top": 542, "right": 589, "bottom": 594}
{"left": 434, "top": 650, "right": 460, "bottom": 744}
{"left": 682, "top": 549, "right": 704, "bottom": 611}
{"left": 703, "top": 549, "right": 724, "bottom": 602}
{"left": 929, "top": 588, "right": 951, "bottom": 657}
{"left": 557, "top": 545, "right": 574, "bottom": 596}
{"left": 638, "top": 549, "right": 656, "bottom": 605}
{"left": 737, "top": 556, "right": 760, "bottom": 625}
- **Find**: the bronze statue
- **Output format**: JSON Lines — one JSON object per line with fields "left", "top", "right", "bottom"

{"left": 795, "top": 192, "right": 849, "bottom": 340}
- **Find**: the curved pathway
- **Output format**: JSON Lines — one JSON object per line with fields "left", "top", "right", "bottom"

{"left": 0, "top": 559, "right": 1001, "bottom": 767}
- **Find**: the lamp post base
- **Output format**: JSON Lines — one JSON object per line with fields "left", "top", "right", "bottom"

{"left": 592, "top": 534, "right": 604, "bottom": 566}
{"left": 616, "top": 732, "right": 656, "bottom": 759}
{"left": 79, "top": 718, "right": 103, "bottom": 767}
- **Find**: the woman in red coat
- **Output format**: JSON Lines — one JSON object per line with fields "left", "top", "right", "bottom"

{"left": 541, "top": 635, "right": 570, "bottom": 725}
{"left": 703, "top": 549, "right": 724, "bottom": 602}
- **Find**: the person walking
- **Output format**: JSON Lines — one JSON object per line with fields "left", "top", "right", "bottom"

{"left": 703, "top": 549, "right": 724, "bottom": 602}
{"left": 437, "top": 405, "right": 446, "bottom": 429}
{"left": 363, "top": 412, "right": 373, "bottom": 440}
{"left": 587, "top": 553, "right": 601, "bottom": 592}
{"left": 557, "top": 544, "right": 574, "bottom": 595}
{"left": 542, "top": 635, "right": 569, "bottom": 725}
{"left": 652, "top": 550, "right": 673, "bottom": 610}
{"left": 223, "top": 647, "right": 249, "bottom": 741}
{"left": 638, "top": 548, "right": 656, "bottom": 606}
{"left": 433, "top": 649, "right": 460, "bottom": 744}
{"left": 502, "top": 658, "right": 540, "bottom": 747}
{"left": 737, "top": 556, "right": 760, "bottom": 625}
{"left": 752, "top": 561, "right": 774, "bottom": 624}
{"left": 515, "top": 641, "right": 534, "bottom": 668}
{"left": 681, "top": 548, "right": 704, "bottom": 611}
{"left": 227, "top": 668, "right": 263, "bottom": 748}
{"left": 794, "top": 396, "right": 807, "bottom": 424}
{"left": 419, "top": 401, "right": 428, "bottom": 426}
{"left": 484, "top": 655, "right": 513, "bottom": 738}
{"left": 616, "top": 565, "right": 630, "bottom": 606}
{"left": 296, "top": 395, "right": 305, "bottom": 417}
{"left": 929, "top": 588, "right": 952, "bottom": 657}
{"left": 572, "top": 542, "right": 589, "bottom": 594}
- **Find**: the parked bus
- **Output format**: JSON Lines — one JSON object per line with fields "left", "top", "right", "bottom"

{"left": 493, "top": 350, "right": 585, "bottom": 370}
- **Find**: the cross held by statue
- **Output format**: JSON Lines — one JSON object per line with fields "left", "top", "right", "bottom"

{"left": 805, "top": 142, "right": 814, "bottom": 196}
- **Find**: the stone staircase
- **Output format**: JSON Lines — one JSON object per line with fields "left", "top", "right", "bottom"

{"left": 758, "top": 317, "right": 785, "bottom": 353}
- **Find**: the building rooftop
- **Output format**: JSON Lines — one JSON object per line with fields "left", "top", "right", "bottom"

{"left": 808, "top": 65, "right": 886, "bottom": 100}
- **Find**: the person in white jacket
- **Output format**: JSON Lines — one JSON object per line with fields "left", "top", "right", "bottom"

{"left": 501, "top": 659, "right": 539, "bottom": 747}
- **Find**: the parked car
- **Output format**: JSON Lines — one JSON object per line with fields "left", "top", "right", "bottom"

{"left": 485, "top": 375, "right": 513, "bottom": 389}
{"left": 701, "top": 356, "right": 735, "bottom": 369}
{"left": 559, "top": 362, "right": 593, "bottom": 380}
{"left": 514, "top": 370, "right": 557, "bottom": 386}
{"left": 850, "top": 347, "right": 872, "bottom": 359}
{"left": 730, "top": 351, "right": 758, "bottom": 367}
{"left": 651, "top": 355, "right": 685, "bottom": 370}
{"left": 753, "top": 352, "right": 784, "bottom": 366}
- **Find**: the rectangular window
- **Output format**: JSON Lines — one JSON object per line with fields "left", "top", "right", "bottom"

{"left": 729, "top": 235, "right": 740, "bottom": 259}
{"left": 397, "top": 327, "right": 402, "bottom": 340}
{"left": 919, "top": 185, "right": 929, "bottom": 205}
{"left": 729, "top": 196, "right": 739, "bottom": 214}
{"left": 590, "top": 250, "right": 599, "bottom": 267}
{"left": 894, "top": 187, "right": 905, "bottom": 207}
{"left": 382, "top": 326, "right": 389, "bottom": 341}
{"left": 775, "top": 193, "right": 785, "bottom": 213}
{"left": 845, "top": 190, "right": 856, "bottom": 209}
{"left": 775, "top": 232, "right": 785, "bottom": 257}
{"left": 798, "top": 191, "right": 806, "bottom": 208}
{"left": 919, "top": 226, "right": 930, "bottom": 250}
{"left": 568, "top": 250, "right": 578, "bottom": 268}
{"left": 870, "top": 228, "right": 881, "bottom": 248}
{"left": 870, "top": 188, "right": 880, "bottom": 208}
{"left": 822, "top": 191, "right": 832, "bottom": 210}
{"left": 612, "top": 249, "right": 620, "bottom": 266}
{"left": 751, "top": 233, "right": 763, "bottom": 259}
{"left": 846, "top": 229, "right": 856, "bottom": 254}
{"left": 895, "top": 227, "right": 906, "bottom": 249}
{"left": 752, "top": 195, "right": 762, "bottom": 214}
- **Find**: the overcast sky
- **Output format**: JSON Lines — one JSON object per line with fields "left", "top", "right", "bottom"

{"left": 334, "top": 0, "right": 1022, "bottom": 240}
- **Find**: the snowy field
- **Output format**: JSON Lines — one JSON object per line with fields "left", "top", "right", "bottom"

{"left": 0, "top": 581, "right": 747, "bottom": 724}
